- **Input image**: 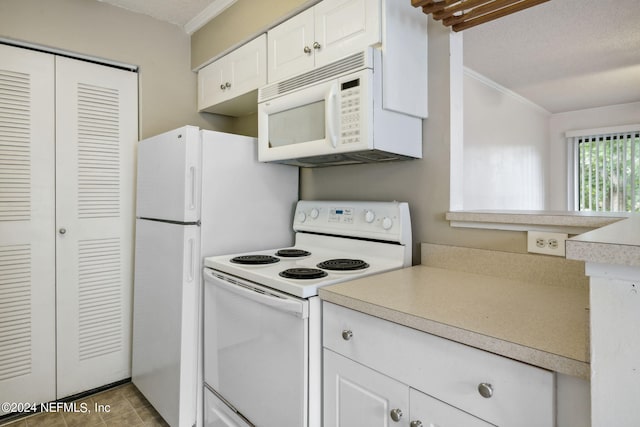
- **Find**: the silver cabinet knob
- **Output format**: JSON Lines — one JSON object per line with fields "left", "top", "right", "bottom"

{"left": 478, "top": 382, "right": 493, "bottom": 398}
{"left": 410, "top": 421, "right": 424, "bottom": 427}
{"left": 59, "top": 228, "right": 67, "bottom": 235}
{"left": 313, "top": 41, "right": 321, "bottom": 50}
{"left": 225, "top": 82, "right": 231, "bottom": 89}
{"left": 390, "top": 408, "right": 403, "bottom": 422}
{"left": 341, "top": 330, "right": 353, "bottom": 341}
{"left": 303, "top": 46, "right": 311, "bottom": 54}
{"left": 220, "top": 84, "right": 226, "bottom": 90}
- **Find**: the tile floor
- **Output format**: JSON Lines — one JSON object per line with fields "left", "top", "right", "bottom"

{"left": 0, "top": 382, "right": 168, "bottom": 427}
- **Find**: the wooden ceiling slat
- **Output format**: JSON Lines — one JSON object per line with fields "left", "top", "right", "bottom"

{"left": 431, "top": 0, "right": 489, "bottom": 21}
{"left": 421, "top": 0, "right": 460, "bottom": 15}
{"left": 412, "top": 0, "right": 551, "bottom": 32}
{"left": 444, "top": 0, "right": 523, "bottom": 27}
{"left": 451, "top": 0, "right": 550, "bottom": 31}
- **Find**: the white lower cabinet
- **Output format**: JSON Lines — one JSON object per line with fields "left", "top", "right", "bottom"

{"left": 324, "top": 349, "right": 408, "bottom": 426}
{"left": 410, "top": 388, "right": 493, "bottom": 427}
{"left": 322, "top": 302, "right": 554, "bottom": 427}
{"left": 324, "top": 349, "right": 491, "bottom": 427}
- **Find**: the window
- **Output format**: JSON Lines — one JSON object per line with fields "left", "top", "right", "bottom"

{"left": 568, "top": 126, "right": 640, "bottom": 213}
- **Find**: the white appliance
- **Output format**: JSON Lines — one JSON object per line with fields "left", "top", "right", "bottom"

{"left": 132, "top": 126, "right": 298, "bottom": 427}
{"left": 202, "top": 200, "right": 412, "bottom": 427}
{"left": 258, "top": 49, "right": 422, "bottom": 167}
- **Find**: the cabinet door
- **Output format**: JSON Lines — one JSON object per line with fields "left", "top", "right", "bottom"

{"left": 226, "top": 35, "right": 267, "bottom": 101}
{"left": 267, "top": 7, "right": 315, "bottom": 83}
{"left": 55, "top": 56, "right": 138, "bottom": 398}
{"left": 0, "top": 44, "right": 56, "bottom": 414}
{"left": 314, "top": 0, "right": 381, "bottom": 68}
{"left": 198, "top": 58, "right": 225, "bottom": 112}
{"left": 324, "top": 349, "right": 409, "bottom": 427}
{"left": 199, "top": 35, "right": 267, "bottom": 116}
{"left": 410, "top": 389, "right": 494, "bottom": 427}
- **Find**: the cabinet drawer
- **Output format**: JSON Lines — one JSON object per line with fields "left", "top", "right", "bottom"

{"left": 323, "top": 302, "right": 554, "bottom": 427}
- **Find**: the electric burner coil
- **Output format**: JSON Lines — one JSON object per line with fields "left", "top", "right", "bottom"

{"left": 317, "top": 258, "right": 369, "bottom": 271}
{"left": 275, "top": 249, "right": 311, "bottom": 258}
{"left": 230, "top": 255, "right": 280, "bottom": 265}
{"left": 279, "top": 268, "right": 328, "bottom": 280}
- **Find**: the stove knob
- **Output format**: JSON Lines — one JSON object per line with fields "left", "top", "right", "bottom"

{"left": 382, "top": 217, "right": 393, "bottom": 230}
{"left": 364, "top": 210, "right": 375, "bottom": 223}
{"left": 297, "top": 212, "right": 307, "bottom": 223}
{"left": 310, "top": 208, "right": 320, "bottom": 219}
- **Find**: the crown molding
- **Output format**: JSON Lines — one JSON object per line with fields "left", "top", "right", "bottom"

{"left": 464, "top": 66, "right": 550, "bottom": 116}
{"left": 184, "top": 0, "right": 237, "bottom": 35}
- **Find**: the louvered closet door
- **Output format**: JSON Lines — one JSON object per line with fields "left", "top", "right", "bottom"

{"left": 0, "top": 45, "right": 56, "bottom": 413}
{"left": 55, "top": 56, "right": 138, "bottom": 398}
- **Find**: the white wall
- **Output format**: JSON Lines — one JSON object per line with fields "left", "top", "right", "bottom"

{"left": 547, "top": 102, "right": 640, "bottom": 210}
{"left": 463, "top": 68, "right": 550, "bottom": 210}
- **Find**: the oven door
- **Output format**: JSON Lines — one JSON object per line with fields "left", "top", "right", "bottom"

{"left": 203, "top": 268, "right": 309, "bottom": 427}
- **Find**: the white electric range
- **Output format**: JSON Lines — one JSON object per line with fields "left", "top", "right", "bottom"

{"left": 202, "top": 200, "right": 412, "bottom": 427}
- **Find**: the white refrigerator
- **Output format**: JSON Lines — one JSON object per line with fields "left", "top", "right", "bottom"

{"left": 132, "top": 126, "right": 298, "bottom": 427}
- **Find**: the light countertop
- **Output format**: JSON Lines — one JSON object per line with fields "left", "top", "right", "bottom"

{"left": 319, "top": 265, "right": 590, "bottom": 378}
{"left": 566, "top": 215, "right": 640, "bottom": 267}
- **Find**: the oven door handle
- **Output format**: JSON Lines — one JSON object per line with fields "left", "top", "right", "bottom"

{"left": 204, "top": 269, "right": 307, "bottom": 318}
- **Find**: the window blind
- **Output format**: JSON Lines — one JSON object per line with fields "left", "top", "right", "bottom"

{"left": 572, "top": 130, "right": 639, "bottom": 212}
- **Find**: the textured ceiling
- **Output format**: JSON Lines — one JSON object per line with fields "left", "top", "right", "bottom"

{"left": 463, "top": 0, "right": 640, "bottom": 113}
{"left": 97, "top": 0, "right": 639, "bottom": 114}
{"left": 95, "top": 0, "right": 217, "bottom": 28}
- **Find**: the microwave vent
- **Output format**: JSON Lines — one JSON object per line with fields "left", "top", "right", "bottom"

{"left": 259, "top": 51, "right": 367, "bottom": 102}
{"left": 273, "top": 150, "right": 417, "bottom": 167}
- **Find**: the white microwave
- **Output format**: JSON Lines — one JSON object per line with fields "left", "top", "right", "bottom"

{"left": 257, "top": 50, "right": 422, "bottom": 167}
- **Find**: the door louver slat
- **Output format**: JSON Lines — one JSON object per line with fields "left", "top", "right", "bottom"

{"left": 0, "top": 71, "right": 30, "bottom": 222}
{"left": 77, "top": 238, "right": 122, "bottom": 361}
{"left": 0, "top": 244, "right": 31, "bottom": 381}
{"left": 77, "top": 84, "right": 120, "bottom": 219}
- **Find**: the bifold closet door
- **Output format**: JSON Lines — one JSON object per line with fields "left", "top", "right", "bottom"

{"left": 55, "top": 56, "right": 137, "bottom": 398}
{"left": 0, "top": 44, "right": 56, "bottom": 413}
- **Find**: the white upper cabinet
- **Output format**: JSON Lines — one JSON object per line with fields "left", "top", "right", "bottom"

{"left": 268, "top": 0, "right": 380, "bottom": 83}
{"left": 267, "top": 7, "right": 316, "bottom": 84}
{"left": 198, "top": 34, "right": 267, "bottom": 116}
{"left": 314, "top": 0, "right": 380, "bottom": 67}
{"left": 199, "top": 0, "right": 428, "bottom": 118}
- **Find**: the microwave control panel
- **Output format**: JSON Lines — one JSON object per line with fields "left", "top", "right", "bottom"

{"left": 340, "top": 78, "right": 361, "bottom": 145}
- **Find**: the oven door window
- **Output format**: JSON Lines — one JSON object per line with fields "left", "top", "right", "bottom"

{"left": 268, "top": 100, "right": 325, "bottom": 147}
{"left": 204, "top": 273, "right": 308, "bottom": 427}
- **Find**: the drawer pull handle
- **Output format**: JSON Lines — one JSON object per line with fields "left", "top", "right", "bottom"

{"left": 390, "top": 408, "right": 403, "bottom": 422}
{"left": 341, "top": 330, "right": 353, "bottom": 341}
{"left": 410, "top": 421, "right": 423, "bottom": 427}
{"left": 478, "top": 382, "right": 493, "bottom": 398}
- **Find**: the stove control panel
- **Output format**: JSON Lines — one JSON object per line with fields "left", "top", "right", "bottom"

{"left": 293, "top": 200, "right": 411, "bottom": 245}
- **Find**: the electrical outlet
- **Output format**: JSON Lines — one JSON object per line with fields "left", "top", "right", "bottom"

{"left": 527, "top": 231, "right": 568, "bottom": 256}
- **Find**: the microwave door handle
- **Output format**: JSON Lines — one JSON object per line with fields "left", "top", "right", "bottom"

{"left": 326, "top": 83, "right": 339, "bottom": 148}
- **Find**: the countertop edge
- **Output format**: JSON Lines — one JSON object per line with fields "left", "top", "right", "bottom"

{"left": 446, "top": 210, "right": 627, "bottom": 230}
{"left": 319, "top": 289, "right": 590, "bottom": 379}
{"left": 566, "top": 216, "right": 640, "bottom": 267}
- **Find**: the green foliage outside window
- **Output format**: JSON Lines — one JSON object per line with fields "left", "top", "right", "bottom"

{"left": 578, "top": 134, "right": 640, "bottom": 212}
